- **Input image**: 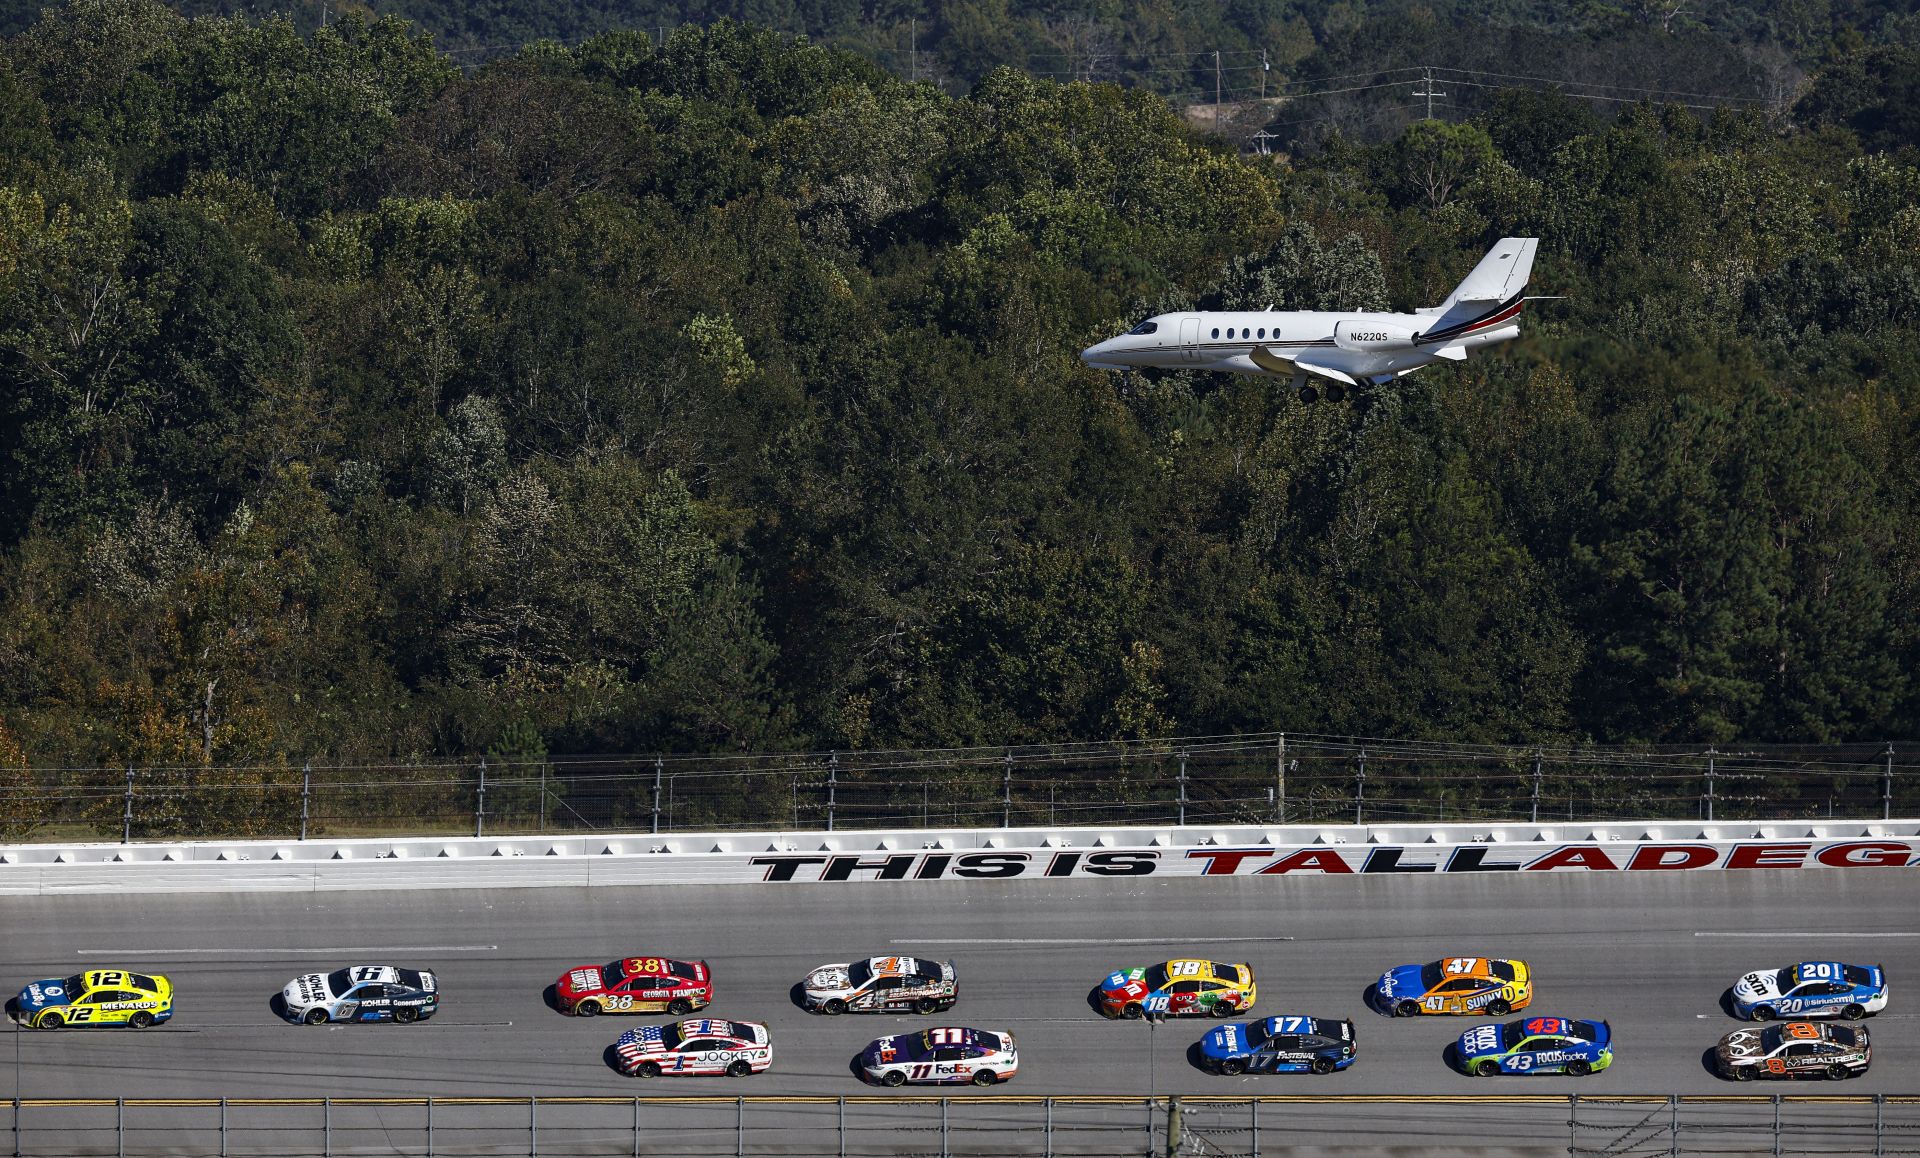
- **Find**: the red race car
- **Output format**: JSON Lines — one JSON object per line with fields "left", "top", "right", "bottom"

{"left": 555, "top": 956, "right": 712, "bottom": 1017}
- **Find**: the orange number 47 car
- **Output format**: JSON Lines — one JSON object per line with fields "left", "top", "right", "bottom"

{"left": 556, "top": 957, "right": 712, "bottom": 1017}
{"left": 1373, "top": 957, "right": 1531, "bottom": 1017}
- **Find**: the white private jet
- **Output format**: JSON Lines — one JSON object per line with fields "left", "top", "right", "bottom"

{"left": 1079, "top": 237, "right": 1541, "bottom": 401}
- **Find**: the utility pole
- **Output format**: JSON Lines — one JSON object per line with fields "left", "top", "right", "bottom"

{"left": 1260, "top": 49, "right": 1269, "bottom": 100}
{"left": 1214, "top": 50, "right": 1223, "bottom": 133}
{"left": 1412, "top": 66, "right": 1446, "bottom": 120}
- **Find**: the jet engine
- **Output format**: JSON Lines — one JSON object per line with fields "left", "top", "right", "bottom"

{"left": 1332, "top": 321, "right": 1420, "bottom": 351}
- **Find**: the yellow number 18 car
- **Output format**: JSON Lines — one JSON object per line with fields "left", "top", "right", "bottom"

{"left": 11, "top": 969, "right": 174, "bottom": 1029}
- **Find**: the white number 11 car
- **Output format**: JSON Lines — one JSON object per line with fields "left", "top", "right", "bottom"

{"left": 859, "top": 1026, "right": 1017, "bottom": 1086}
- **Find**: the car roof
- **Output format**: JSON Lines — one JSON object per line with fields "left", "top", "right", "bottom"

{"left": 1789, "top": 962, "right": 1849, "bottom": 985}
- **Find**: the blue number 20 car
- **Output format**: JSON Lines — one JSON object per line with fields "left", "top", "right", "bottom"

{"left": 1199, "top": 1015, "right": 1356, "bottom": 1075}
{"left": 1731, "top": 962, "right": 1888, "bottom": 1022}
{"left": 1457, "top": 1016, "right": 1612, "bottom": 1076}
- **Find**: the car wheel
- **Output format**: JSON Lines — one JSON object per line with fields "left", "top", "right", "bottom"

{"left": 1487, "top": 1000, "right": 1511, "bottom": 1016}
{"left": 1566, "top": 1060, "right": 1592, "bottom": 1077}
{"left": 971, "top": 1070, "right": 996, "bottom": 1087}
{"left": 129, "top": 1011, "right": 154, "bottom": 1029}
{"left": 1475, "top": 1060, "right": 1501, "bottom": 1077}
{"left": 822, "top": 999, "right": 846, "bottom": 1016}
{"left": 1311, "top": 1057, "right": 1335, "bottom": 1075}
{"left": 914, "top": 998, "right": 939, "bottom": 1015}
{"left": 635, "top": 1062, "right": 661, "bottom": 1079}
{"left": 1732, "top": 1065, "right": 1753, "bottom": 1082}
{"left": 394, "top": 1007, "right": 418, "bottom": 1024}
{"left": 305, "top": 1008, "right": 330, "bottom": 1025}
{"left": 727, "top": 1060, "right": 752, "bottom": 1077}
{"left": 1212, "top": 1001, "right": 1237, "bottom": 1018}
{"left": 1841, "top": 1004, "right": 1865, "bottom": 1021}
{"left": 1751, "top": 1005, "right": 1776, "bottom": 1022}
{"left": 1395, "top": 1001, "right": 1420, "bottom": 1018}
{"left": 1122, "top": 1004, "right": 1144, "bottom": 1020}
{"left": 37, "top": 1013, "right": 63, "bottom": 1030}
{"left": 576, "top": 1001, "right": 600, "bottom": 1017}
{"left": 1219, "top": 1059, "right": 1246, "bottom": 1076}
{"left": 668, "top": 999, "right": 693, "bottom": 1016}
{"left": 1827, "top": 1064, "right": 1849, "bottom": 1081}
{"left": 881, "top": 1070, "right": 906, "bottom": 1087}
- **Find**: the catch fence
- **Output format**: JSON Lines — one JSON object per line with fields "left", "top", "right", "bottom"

{"left": 3, "top": 1094, "right": 1917, "bottom": 1156}
{"left": 2, "top": 733, "right": 1917, "bottom": 844}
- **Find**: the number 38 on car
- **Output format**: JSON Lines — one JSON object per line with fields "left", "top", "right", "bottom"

{"left": 859, "top": 1026, "right": 1018, "bottom": 1086}
{"left": 10, "top": 970, "right": 173, "bottom": 1030}
{"left": 615, "top": 1019, "right": 772, "bottom": 1078}
{"left": 1457, "top": 1016, "right": 1612, "bottom": 1077}
{"left": 556, "top": 956, "right": 712, "bottom": 1017}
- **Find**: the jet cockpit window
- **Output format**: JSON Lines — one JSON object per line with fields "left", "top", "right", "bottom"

{"left": 1126, "top": 321, "right": 1158, "bottom": 336}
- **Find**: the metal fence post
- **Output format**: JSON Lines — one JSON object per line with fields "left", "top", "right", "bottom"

{"left": 1276, "top": 733, "right": 1287, "bottom": 823}
{"left": 299, "top": 762, "right": 312, "bottom": 840}
{"left": 12, "top": 1095, "right": 19, "bottom": 1158}
{"left": 116, "top": 1098, "right": 123, "bottom": 1158}
{"left": 1177, "top": 749, "right": 1188, "bottom": 826}
{"left": 838, "top": 1094, "right": 846, "bottom": 1158}
{"left": 123, "top": 765, "right": 134, "bottom": 843}
{"left": 632, "top": 1097, "right": 640, "bottom": 1158}
{"left": 1877, "top": 1093, "right": 1885, "bottom": 1157}
{"left": 1886, "top": 745, "right": 1896, "bottom": 821}
{"left": 652, "top": 757, "right": 663, "bottom": 834}
{"left": 539, "top": 760, "right": 548, "bottom": 835}
{"left": 1044, "top": 1098, "right": 1053, "bottom": 1158}
{"left": 1143, "top": 1097, "right": 1153, "bottom": 1158}
{"left": 827, "top": 752, "right": 838, "bottom": 832}
{"left": 735, "top": 1096, "right": 746, "bottom": 1157}
{"left": 1003, "top": 751, "right": 1013, "bottom": 828}
{"left": 1773, "top": 1094, "right": 1781, "bottom": 1157}
{"left": 475, "top": 757, "right": 488, "bottom": 838}
{"left": 941, "top": 1097, "right": 950, "bottom": 1158}
{"left": 529, "top": 1096, "right": 537, "bottom": 1157}
{"left": 1252, "top": 1098, "right": 1259, "bottom": 1155}
{"left": 1668, "top": 1093, "right": 1678, "bottom": 1156}
{"left": 1568, "top": 1093, "right": 1577, "bottom": 1153}
{"left": 219, "top": 1097, "right": 227, "bottom": 1158}
{"left": 324, "top": 1097, "right": 331, "bottom": 1158}
{"left": 1354, "top": 750, "right": 1367, "bottom": 826}
{"left": 428, "top": 1096, "right": 434, "bottom": 1158}
{"left": 1704, "top": 748, "right": 1717, "bottom": 822}
{"left": 1531, "top": 749, "right": 1544, "bottom": 824}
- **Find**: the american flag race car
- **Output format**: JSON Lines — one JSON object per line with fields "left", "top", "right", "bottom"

{"left": 1717, "top": 1021, "right": 1871, "bottom": 1081}
{"left": 803, "top": 956, "right": 958, "bottom": 1015}
{"left": 281, "top": 965, "right": 438, "bottom": 1025}
{"left": 859, "top": 1026, "right": 1018, "bottom": 1087}
{"left": 1731, "top": 961, "right": 1888, "bottom": 1022}
{"left": 556, "top": 956, "right": 712, "bottom": 1017}
{"left": 614, "top": 1018, "right": 772, "bottom": 1077}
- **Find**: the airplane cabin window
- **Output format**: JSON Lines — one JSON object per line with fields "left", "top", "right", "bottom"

{"left": 1227, "top": 328, "right": 1235, "bottom": 339}
{"left": 1211, "top": 328, "right": 1220, "bottom": 339}
{"left": 1258, "top": 327, "right": 1267, "bottom": 338}
{"left": 1127, "top": 321, "right": 1158, "bottom": 335}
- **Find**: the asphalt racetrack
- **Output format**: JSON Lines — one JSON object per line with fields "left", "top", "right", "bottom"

{"left": 3, "top": 868, "right": 1917, "bottom": 1154}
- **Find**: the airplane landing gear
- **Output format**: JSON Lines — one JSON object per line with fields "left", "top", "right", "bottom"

{"left": 1325, "top": 384, "right": 1347, "bottom": 403}
{"left": 1297, "top": 385, "right": 1320, "bottom": 404}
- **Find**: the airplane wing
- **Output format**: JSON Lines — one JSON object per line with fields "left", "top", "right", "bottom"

{"left": 1250, "top": 346, "right": 1360, "bottom": 385}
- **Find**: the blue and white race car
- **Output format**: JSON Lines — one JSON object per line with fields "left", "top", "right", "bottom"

{"left": 280, "top": 965, "right": 439, "bottom": 1025}
{"left": 1732, "top": 962, "right": 1888, "bottom": 1022}
{"left": 1457, "top": 1016, "right": 1613, "bottom": 1076}
{"left": 1198, "top": 1015, "right": 1356, "bottom": 1075}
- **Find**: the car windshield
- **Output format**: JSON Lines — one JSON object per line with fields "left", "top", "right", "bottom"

{"left": 1843, "top": 965, "right": 1875, "bottom": 986}
{"left": 1570, "top": 1021, "right": 1603, "bottom": 1042}
{"left": 1759, "top": 1026, "right": 1787, "bottom": 1052}
{"left": 1142, "top": 965, "right": 1170, "bottom": 990}
{"left": 394, "top": 969, "right": 425, "bottom": 991}
{"left": 128, "top": 973, "right": 157, "bottom": 992}
{"left": 61, "top": 974, "right": 84, "bottom": 995}
{"left": 847, "top": 960, "right": 873, "bottom": 988}
{"left": 1245, "top": 1021, "right": 1270, "bottom": 1047}
{"left": 1419, "top": 963, "right": 1444, "bottom": 991}
{"left": 1500, "top": 1022, "right": 1528, "bottom": 1050}
{"left": 1488, "top": 960, "right": 1516, "bottom": 981}
{"left": 911, "top": 959, "right": 943, "bottom": 981}
{"left": 1213, "top": 963, "right": 1242, "bottom": 984}
{"left": 971, "top": 1030, "right": 1004, "bottom": 1052}
{"left": 324, "top": 969, "right": 355, "bottom": 997}
{"left": 1830, "top": 1026, "right": 1859, "bottom": 1046}
{"left": 658, "top": 1024, "right": 684, "bottom": 1051}
{"left": 1126, "top": 321, "right": 1158, "bottom": 336}
{"left": 602, "top": 961, "right": 627, "bottom": 983}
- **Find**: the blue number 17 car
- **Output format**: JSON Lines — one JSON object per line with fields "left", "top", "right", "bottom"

{"left": 1458, "top": 1017, "right": 1612, "bottom": 1076}
{"left": 1199, "top": 1015, "right": 1356, "bottom": 1075}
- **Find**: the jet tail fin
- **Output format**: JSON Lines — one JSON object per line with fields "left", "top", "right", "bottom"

{"left": 1432, "top": 238, "right": 1537, "bottom": 314}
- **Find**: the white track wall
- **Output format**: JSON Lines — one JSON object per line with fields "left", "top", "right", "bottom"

{"left": 2, "top": 820, "right": 1917, "bottom": 894}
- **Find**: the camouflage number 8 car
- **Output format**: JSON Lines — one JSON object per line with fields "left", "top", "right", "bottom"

{"left": 11, "top": 970, "right": 173, "bottom": 1029}
{"left": 1717, "top": 1021, "right": 1871, "bottom": 1081}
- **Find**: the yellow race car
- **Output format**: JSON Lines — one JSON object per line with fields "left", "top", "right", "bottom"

{"left": 11, "top": 969, "right": 173, "bottom": 1029}
{"left": 1099, "top": 959, "right": 1257, "bottom": 1019}
{"left": 1374, "top": 957, "right": 1531, "bottom": 1017}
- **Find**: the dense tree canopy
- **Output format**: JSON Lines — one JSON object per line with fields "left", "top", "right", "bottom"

{"left": 1, "top": 1, "right": 1917, "bottom": 774}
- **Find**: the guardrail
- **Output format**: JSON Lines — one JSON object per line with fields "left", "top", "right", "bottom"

{"left": 5, "top": 1094, "right": 1917, "bottom": 1156}
{"left": 3, "top": 820, "right": 1916, "bottom": 893}
{"left": 4, "top": 733, "right": 1916, "bottom": 845}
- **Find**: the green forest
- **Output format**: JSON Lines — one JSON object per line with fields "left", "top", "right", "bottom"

{"left": 0, "top": 0, "right": 1917, "bottom": 776}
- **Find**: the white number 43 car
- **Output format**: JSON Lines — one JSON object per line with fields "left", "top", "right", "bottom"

{"left": 860, "top": 1026, "right": 1017, "bottom": 1087}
